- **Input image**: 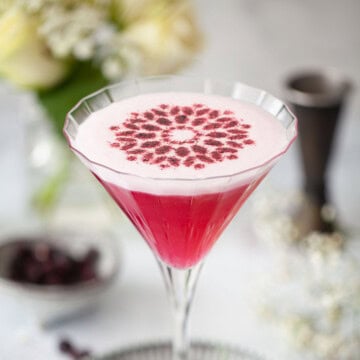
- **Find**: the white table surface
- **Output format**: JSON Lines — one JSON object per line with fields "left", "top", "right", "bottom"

{"left": 0, "top": 1, "right": 359, "bottom": 359}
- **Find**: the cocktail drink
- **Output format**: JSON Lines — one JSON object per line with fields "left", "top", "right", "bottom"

{"left": 64, "top": 77, "right": 297, "bottom": 359}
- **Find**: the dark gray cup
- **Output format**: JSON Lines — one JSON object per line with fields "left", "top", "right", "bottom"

{"left": 284, "top": 69, "right": 352, "bottom": 234}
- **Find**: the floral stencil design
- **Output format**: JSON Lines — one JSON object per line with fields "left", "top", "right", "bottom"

{"left": 109, "top": 103, "right": 255, "bottom": 170}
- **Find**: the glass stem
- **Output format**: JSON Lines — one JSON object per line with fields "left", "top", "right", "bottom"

{"left": 158, "top": 261, "right": 203, "bottom": 360}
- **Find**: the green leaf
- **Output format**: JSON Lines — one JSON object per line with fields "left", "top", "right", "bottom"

{"left": 36, "top": 61, "right": 109, "bottom": 138}
{"left": 32, "top": 153, "right": 71, "bottom": 215}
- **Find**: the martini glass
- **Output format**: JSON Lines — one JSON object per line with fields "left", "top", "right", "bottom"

{"left": 64, "top": 76, "right": 297, "bottom": 360}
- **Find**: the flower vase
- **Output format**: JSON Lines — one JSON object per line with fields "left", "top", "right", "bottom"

{"left": 1, "top": 83, "right": 118, "bottom": 234}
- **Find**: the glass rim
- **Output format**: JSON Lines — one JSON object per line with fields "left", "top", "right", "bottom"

{"left": 63, "top": 75, "right": 298, "bottom": 183}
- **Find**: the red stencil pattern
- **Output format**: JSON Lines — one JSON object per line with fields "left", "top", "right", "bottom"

{"left": 109, "top": 103, "right": 255, "bottom": 170}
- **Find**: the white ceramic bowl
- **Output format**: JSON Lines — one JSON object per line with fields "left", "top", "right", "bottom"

{"left": 0, "top": 229, "right": 120, "bottom": 327}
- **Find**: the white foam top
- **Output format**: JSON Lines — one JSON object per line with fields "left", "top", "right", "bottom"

{"left": 73, "top": 92, "right": 289, "bottom": 194}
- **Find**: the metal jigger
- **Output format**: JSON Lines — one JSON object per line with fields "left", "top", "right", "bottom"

{"left": 284, "top": 69, "right": 352, "bottom": 237}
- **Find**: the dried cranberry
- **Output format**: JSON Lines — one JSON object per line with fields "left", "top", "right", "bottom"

{"left": 8, "top": 242, "right": 100, "bottom": 286}
{"left": 59, "top": 338, "right": 92, "bottom": 359}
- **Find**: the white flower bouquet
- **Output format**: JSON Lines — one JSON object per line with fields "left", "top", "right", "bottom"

{"left": 0, "top": 0, "right": 202, "bottom": 134}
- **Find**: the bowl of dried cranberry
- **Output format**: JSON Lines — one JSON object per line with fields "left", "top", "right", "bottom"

{"left": 0, "top": 229, "right": 119, "bottom": 327}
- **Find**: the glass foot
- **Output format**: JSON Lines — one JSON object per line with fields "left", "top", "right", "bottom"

{"left": 97, "top": 341, "right": 263, "bottom": 360}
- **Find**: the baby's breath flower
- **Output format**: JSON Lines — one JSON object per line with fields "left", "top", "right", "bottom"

{"left": 73, "top": 37, "right": 95, "bottom": 60}
{"left": 253, "top": 189, "right": 360, "bottom": 359}
{"left": 38, "top": 3, "right": 108, "bottom": 59}
{"left": 313, "top": 333, "right": 342, "bottom": 358}
{"left": 101, "top": 57, "right": 125, "bottom": 80}
{"left": 117, "top": 42, "right": 143, "bottom": 75}
{"left": 283, "top": 315, "right": 314, "bottom": 348}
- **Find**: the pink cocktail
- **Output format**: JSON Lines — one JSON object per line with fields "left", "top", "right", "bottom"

{"left": 99, "top": 180, "right": 254, "bottom": 269}
{"left": 64, "top": 77, "right": 297, "bottom": 359}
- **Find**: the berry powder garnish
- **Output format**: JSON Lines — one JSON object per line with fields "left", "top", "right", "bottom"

{"left": 109, "top": 103, "right": 255, "bottom": 170}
